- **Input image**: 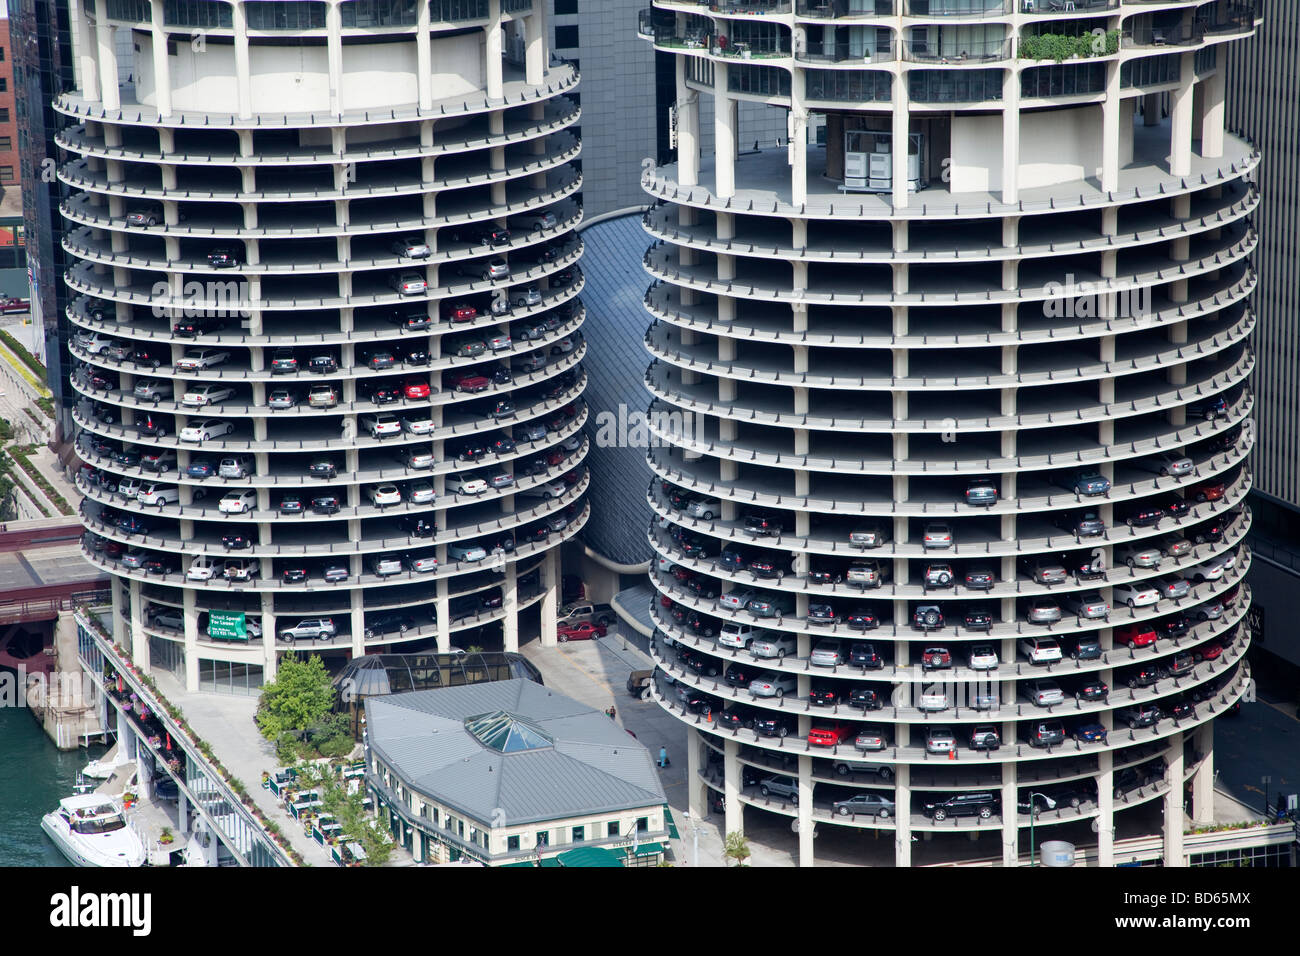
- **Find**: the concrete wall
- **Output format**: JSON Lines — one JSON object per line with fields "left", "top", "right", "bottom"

{"left": 950, "top": 105, "right": 1104, "bottom": 193}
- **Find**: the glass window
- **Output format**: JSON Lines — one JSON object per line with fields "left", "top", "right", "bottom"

{"left": 245, "top": 1, "right": 327, "bottom": 29}
{"left": 607, "top": 821, "right": 620, "bottom": 838}
{"left": 536, "top": 830, "right": 549, "bottom": 847}
{"left": 0, "top": 137, "right": 11, "bottom": 151}
{"left": 164, "top": 0, "right": 233, "bottom": 29}
{"left": 507, "top": 834, "right": 520, "bottom": 851}
{"left": 0, "top": 109, "right": 10, "bottom": 123}
{"left": 572, "top": 825, "right": 585, "bottom": 843}
{"left": 636, "top": 816, "right": 649, "bottom": 833}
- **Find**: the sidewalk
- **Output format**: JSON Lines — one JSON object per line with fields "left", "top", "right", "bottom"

{"left": 26, "top": 444, "right": 81, "bottom": 509}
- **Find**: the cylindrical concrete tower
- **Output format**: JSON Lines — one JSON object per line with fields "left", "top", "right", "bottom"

{"left": 61, "top": 0, "right": 587, "bottom": 693}
{"left": 639, "top": 0, "right": 1259, "bottom": 867}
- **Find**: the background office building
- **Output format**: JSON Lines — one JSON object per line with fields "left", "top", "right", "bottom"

{"left": 641, "top": 0, "right": 1260, "bottom": 866}
{"left": 12, "top": 0, "right": 77, "bottom": 432}
{"left": 1225, "top": 1, "right": 1300, "bottom": 684}
{"left": 60, "top": 0, "right": 589, "bottom": 694}
{"left": 549, "top": 0, "right": 786, "bottom": 218}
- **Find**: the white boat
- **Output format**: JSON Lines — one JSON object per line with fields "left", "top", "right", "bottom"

{"left": 40, "top": 794, "right": 146, "bottom": 867}
{"left": 81, "top": 748, "right": 128, "bottom": 780}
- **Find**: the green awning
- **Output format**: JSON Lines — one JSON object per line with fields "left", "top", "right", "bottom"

{"left": 624, "top": 842, "right": 664, "bottom": 857}
{"left": 663, "top": 804, "right": 680, "bottom": 839}
{"left": 557, "top": 846, "right": 624, "bottom": 868}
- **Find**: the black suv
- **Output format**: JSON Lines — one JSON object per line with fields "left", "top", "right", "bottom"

{"left": 723, "top": 661, "right": 762, "bottom": 688}
{"left": 743, "top": 510, "right": 784, "bottom": 536}
{"left": 849, "top": 642, "right": 884, "bottom": 669}
{"left": 753, "top": 713, "right": 795, "bottom": 738}
{"left": 923, "top": 792, "right": 999, "bottom": 821}
{"left": 809, "top": 680, "right": 840, "bottom": 707}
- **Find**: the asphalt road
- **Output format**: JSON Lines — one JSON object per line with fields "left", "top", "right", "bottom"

{"left": 1212, "top": 695, "right": 1300, "bottom": 815}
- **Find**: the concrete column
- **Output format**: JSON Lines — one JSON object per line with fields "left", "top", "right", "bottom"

{"left": 1097, "top": 749, "right": 1115, "bottom": 867}
{"left": 1001, "top": 763, "right": 1018, "bottom": 866}
{"left": 686, "top": 727, "right": 706, "bottom": 819}
{"left": 525, "top": 11, "right": 545, "bottom": 86}
{"left": 891, "top": 76, "right": 909, "bottom": 209}
{"left": 675, "top": 61, "right": 700, "bottom": 187}
{"left": 1170, "top": 55, "right": 1195, "bottom": 177}
{"left": 260, "top": 592, "right": 277, "bottom": 683}
{"left": 93, "top": 0, "right": 119, "bottom": 111}
{"left": 327, "top": 3, "right": 344, "bottom": 115}
{"left": 233, "top": 2, "right": 252, "bottom": 119}
{"left": 182, "top": 589, "right": 199, "bottom": 692}
{"left": 1143, "top": 92, "right": 1161, "bottom": 127}
{"left": 485, "top": 0, "right": 504, "bottom": 101}
{"left": 1101, "top": 63, "right": 1121, "bottom": 193}
{"left": 1163, "top": 736, "right": 1186, "bottom": 866}
{"left": 128, "top": 578, "right": 148, "bottom": 668}
{"left": 110, "top": 578, "right": 127, "bottom": 648}
{"left": 71, "top": 0, "right": 99, "bottom": 103}
{"left": 714, "top": 86, "right": 737, "bottom": 199}
{"left": 790, "top": 65, "right": 808, "bottom": 206}
{"left": 797, "top": 753, "right": 814, "bottom": 867}
{"left": 149, "top": 0, "right": 172, "bottom": 118}
{"left": 1200, "top": 70, "right": 1226, "bottom": 159}
{"left": 350, "top": 593, "right": 366, "bottom": 659}
{"left": 1001, "top": 74, "right": 1020, "bottom": 204}
{"left": 894, "top": 763, "right": 911, "bottom": 867}
{"left": 502, "top": 561, "right": 519, "bottom": 652}
{"left": 723, "top": 737, "right": 743, "bottom": 837}
{"left": 538, "top": 548, "right": 559, "bottom": 646}
{"left": 416, "top": 0, "right": 433, "bottom": 109}
{"left": 1192, "top": 721, "right": 1214, "bottom": 825}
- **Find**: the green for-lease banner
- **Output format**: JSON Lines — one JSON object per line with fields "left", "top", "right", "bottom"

{"left": 208, "top": 610, "right": 247, "bottom": 641}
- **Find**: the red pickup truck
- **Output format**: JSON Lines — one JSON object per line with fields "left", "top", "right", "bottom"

{"left": 0, "top": 297, "right": 31, "bottom": 314}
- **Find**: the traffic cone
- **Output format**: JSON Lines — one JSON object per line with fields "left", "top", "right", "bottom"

{"left": 948, "top": 747, "right": 956, "bottom": 761}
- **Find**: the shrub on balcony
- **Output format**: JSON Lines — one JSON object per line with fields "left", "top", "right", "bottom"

{"left": 1020, "top": 30, "right": 1118, "bottom": 62}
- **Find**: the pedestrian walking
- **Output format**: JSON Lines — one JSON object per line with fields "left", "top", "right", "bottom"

{"left": 658, "top": 746, "right": 668, "bottom": 768}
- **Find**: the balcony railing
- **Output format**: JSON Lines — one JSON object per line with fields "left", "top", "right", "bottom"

{"left": 904, "top": 38, "right": 1011, "bottom": 63}
{"left": 798, "top": 39, "right": 897, "bottom": 63}
{"left": 796, "top": 0, "right": 896, "bottom": 16}
{"left": 906, "top": 0, "right": 1010, "bottom": 16}
{"left": 1020, "top": 0, "right": 1116, "bottom": 13}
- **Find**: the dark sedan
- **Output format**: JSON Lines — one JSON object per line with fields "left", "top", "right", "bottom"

{"left": 847, "top": 606, "right": 881, "bottom": 630}
{"left": 1075, "top": 678, "right": 1109, "bottom": 702}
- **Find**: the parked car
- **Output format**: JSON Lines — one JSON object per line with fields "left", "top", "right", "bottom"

{"left": 924, "top": 792, "right": 999, "bottom": 821}
{"left": 832, "top": 793, "right": 895, "bottom": 818}
{"left": 1019, "top": 636, "right": 1062, "bottom": 665}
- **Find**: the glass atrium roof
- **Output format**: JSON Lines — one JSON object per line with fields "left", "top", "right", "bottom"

{"left": 464, "top": 711, "right": 554, "bottom": 753}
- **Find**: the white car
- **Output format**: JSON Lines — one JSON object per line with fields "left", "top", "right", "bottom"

{"left": 717, "top": 622, "right": 756, "bottom": 649}
{"left": 1019, "top": 636, "right": 1063, "bottom": 665}
{"left": 181, "top": 384, "right": 234, "bottom": 407}
{"left": 748, "top": 672, "right": 797, "bottom": 699}
{"left": 1190, "top": 553, "right": 1234, "bottom": 582}
{"left": 219, "top": 490, "right": 257, "bottom": 514}
{"left": 407, "top": 481, "right": 435, "bottom": 504}
{"left": 519, "top": 478, "right": 566, "bottom": 500}
{"left": 136, "top": 483, "right": 178, "bottom": 508}
{"left": 367, "top": 484, "right": 403, "bottom": 507}
{"left": 77, "top": 333, "right": 113, "bottom": 354}
{"left": 1112, "top": 581, "right": 1160, "bottom": 608}
{"left": 967, "top": 645, "right": 999, "bottom": 670}
{"left": 401, "top": 414, "right": 435, "bottom": 435}
{"left": 361, "top": 414, "right": 402, "bottom": 438}
{"left": 187, "top": 556, "right": 216, "bottom": 581}
{"left": 445, "top": 473, "right": 488, "bottom": 496}
{"left": 750, "top": 631, "right": 796, "bottom": 659}
{"left": 223, "top": 558, "right": 260, "bottom": 581}
{"left": 116, "top": 477, "right": 142, "bottom": 500}
{"left": 917, "top": 686, "right": 949, "bottom": 711}
{"left": 390, "top": 272, "right": 428, "bottom": 295}
{"left": 1151, "top": 453, "right": 1194, "bottom": 477}
{"left": 179, "top": 419, "right": 234, "bottom": 442}
{"left": 1117, "top": 543, "right": 1162, "bottom": 569}
{"left": 1025, "top": 679, "right": 1065, "bottom": 707}
{"left": 370, "top": 556, "right": 403, "bottom": 577}
{"left": 926, "top": 726, "right": 957, "bottom": 755}
{"left": 175, "top": 347, "right": 230, "bottom": 370}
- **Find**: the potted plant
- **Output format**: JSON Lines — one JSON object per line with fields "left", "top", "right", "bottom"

{"left": 122, "top": 791, "right": 137, "bottom": 809}
{"left": 158, "top": 827, "right": 174, "bottom": 845}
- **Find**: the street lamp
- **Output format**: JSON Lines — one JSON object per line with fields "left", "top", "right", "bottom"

{"left": 1027, "top": 791, "right": 1052, "bottom": 866}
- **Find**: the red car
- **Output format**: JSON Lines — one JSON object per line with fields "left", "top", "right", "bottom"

{"left": 1191, "top": 479, "right": 1226, "bottom": 503}
{"left": 446, "top": 371, "right": 491, "bottom": 393}
{"left": 1195, "top": 641, "right": 1225, "bottom": 661}
{"left": 446, "top": 302, "right": 478, "bottom": 322}
{"left": 557, "top": 622, "right": 606, "bottom": 642}
{"left": 808, "top": 723, "right": 851, "bottom": 747}
{"left": 403, "top": 378, "right": 431, "bottom": 399}
{"left": 1115, "top": 623, "right": 1157, "bottom": 649}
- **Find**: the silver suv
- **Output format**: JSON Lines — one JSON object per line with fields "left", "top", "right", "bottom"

{"left": 758, "top": 775, "right": 799, "bottom": 803}
{"left": 278, "top": 617, "right": 336, "bottom": 643}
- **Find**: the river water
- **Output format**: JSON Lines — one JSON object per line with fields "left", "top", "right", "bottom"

{"left": 0, "top": 700, "right": 107, "bottom": 866}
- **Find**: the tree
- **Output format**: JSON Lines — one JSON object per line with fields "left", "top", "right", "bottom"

{"left": 723, "top": 831, "right": 751, "bottom": 867}
{"left": 255, "top": 653, "right": 336, "bottom": 741}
